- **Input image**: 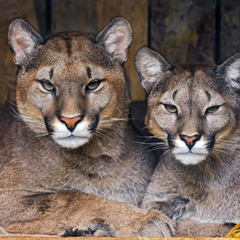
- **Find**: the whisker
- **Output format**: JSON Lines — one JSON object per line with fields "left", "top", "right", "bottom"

{"left": 210, "top": 148, "right": 227, "bottom": 156}
{"left": 0, "top": 94, "right": 25, "bottom": 111}
{"left": 147, "top": 147, "right": 168, "bottom": 153}
{"left": 136, "top": 135, "right": 156, "bottom": 139}
{"left": 133, "top": 141, "right": 165, "bottom": 146}
{"left": 96, "top": 128, "right": 109, "bottom": 134}
{"left": 10, "top": 107, "right": 46, "bottom": 128}
{"left": 100, "top": 118, "right": 128, "bottom": 126}
{"left": 32, "top": 133, "right": 50, "bottom": 139}
{"left": 215, "top": 138, "right": 236, "bottom": 144}
{"left": 139, "top": 126, "right": 148, "bottom": 135}
{"left": 93, "top": 132, "right": 104, "bottom": 140}
{"left": 156, "top": 149, "right": 171, "bottom": 160}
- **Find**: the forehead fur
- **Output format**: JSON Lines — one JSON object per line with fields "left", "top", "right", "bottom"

{"left": 151, "top": 62, "right": 230, "bottom": 98}
{"left": 24, "top": 31, "right": 115, "bottom": 72}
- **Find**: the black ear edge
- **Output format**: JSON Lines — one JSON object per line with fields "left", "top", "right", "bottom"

{"left": 135, "top": 47, "right": 172, "bottom": 93}
{"left": 95, "top": 17, "right": 133, "bottom": 64}
{"left": 135, "top": 47, "right": 172, "bottom": 80}
{"left": 136, "top": 47, "right": 171, "bottom": 73}
{"left": 8, "top": 18, "right": 43, "bottom": 55}
{"left": 216, "top": 52, "right": 240, "bottom": 73}
{"left": 95, "top": 17, "right": 133, "bottom": 45}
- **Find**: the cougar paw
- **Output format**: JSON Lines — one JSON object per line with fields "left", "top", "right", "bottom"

{"left": 138, "top": 209, "right": 175, "bottom": 237}
{"left": 62, "top": 227, "right": 109, "bottom": 237}
{"left": 62, "top": 218, "right": 114, "bottom": 237}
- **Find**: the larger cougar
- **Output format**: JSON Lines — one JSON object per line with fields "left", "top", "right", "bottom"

{"left": 0, "top": 18, "right": 173, "bottom": 237}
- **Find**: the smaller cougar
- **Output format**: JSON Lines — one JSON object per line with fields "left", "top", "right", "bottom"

{"left": 136, "top": 47, "right": 240, "bottom": 237}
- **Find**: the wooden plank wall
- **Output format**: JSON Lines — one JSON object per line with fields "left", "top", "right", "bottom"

{"left": 149, "top": 0, "right": 240, "bottom": 65}
{"left": 220, "top": 0, "right": 240, "bottom": 63}
{"left": 0, "top": 0, "right": 38, "bottom": 103}
{"left": 149, "top": 0, "right": 216, "bottom": 64}
{"left": 1, "top": 0, "right": 240, "bottom": 103}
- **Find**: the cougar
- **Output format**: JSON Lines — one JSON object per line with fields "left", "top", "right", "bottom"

{"left": 0, "top": 18, "right": 174, "bottom": 237}
{"left": 136, "top": 47, "right": 240, "bottom": 237}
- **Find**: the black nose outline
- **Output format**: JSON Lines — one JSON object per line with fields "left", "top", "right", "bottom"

{"left": 180, "top": 133, "right": 201, "bottom": 150}
{"left": 60, "top": 115, "right": 84, "bottom": 132}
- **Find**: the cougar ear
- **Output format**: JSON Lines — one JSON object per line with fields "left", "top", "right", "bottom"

{"left": 216, "top": 53, "right": 240, "bottom": 89}
{"left": 96, "top": 17, "right": 133, "bottom": 64}
{"left": 135, "top": 47, "right": 171, "bottom": 93}
{"left": 8, "top": 19, "right": 43, "bottom": 66}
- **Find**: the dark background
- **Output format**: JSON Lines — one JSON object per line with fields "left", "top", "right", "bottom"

{"left": 0, "top": 0, "right": 240, "bottom": 105}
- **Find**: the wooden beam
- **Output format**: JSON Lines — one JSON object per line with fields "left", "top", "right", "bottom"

{"left": 51, "top": 0, "right": 98, "bottom": 34}
{"left": 149, "top": 0, "right": 216, "bottom": 65}
{"left": 0, "top": 237, "right": 235, "bottom": 240}
{"left": 220, "top": 0, "right": 240, "bottom": 63}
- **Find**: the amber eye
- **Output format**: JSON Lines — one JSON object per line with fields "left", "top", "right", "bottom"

{"left": 41, "top": 80, "right": 55, "bottom": 91}
{"left": 205, "top": 106, "right": 220, "bottom": 114}
{"left": 164, "top": 104, "right": 177, "bottom": 113}
{"left": 86, "top": 81, "right": 101, "bottom": 91}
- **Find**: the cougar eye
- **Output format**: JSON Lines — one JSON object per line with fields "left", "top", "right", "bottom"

{"left": 164, "top": 104, "right": 177, "bottom": 113}
{"left": 86, "top": 80, "right": 101, "bottom": 91}
{"left": 205, "top": 106, "right": 220, "bottom": 114}
{"left": 41, "top": 80, "right": 55, "bottom": 91}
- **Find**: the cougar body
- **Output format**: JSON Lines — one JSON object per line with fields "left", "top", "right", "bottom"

{"left": 136, "top": 47, "right": 240, "bottom": 237}
{"left": 0, "top": 19, "right": 174, "bottom": 237}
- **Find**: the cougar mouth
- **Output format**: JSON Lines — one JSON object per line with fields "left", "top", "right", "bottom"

{"left": 172, "top": 137, "right": 209, "bottom": 165}
{"left": 173, "top": 152, "right": 208, "bottom": 165}
{"left": 54, "top": 135, "right": 91, "bottom": 149}
{"left": 44, "top": 116, "right": 93, "bottom": 148}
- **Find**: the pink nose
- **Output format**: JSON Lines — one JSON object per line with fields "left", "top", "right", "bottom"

{"left": 60, "top": 116, "right": 82, "bottom": 131}
{"left": 180, "top": 133, "right": 201, "bottom": 150}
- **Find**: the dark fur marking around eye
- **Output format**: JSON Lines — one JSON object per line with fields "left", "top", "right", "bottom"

{"left": 205, "top": 90, "right": 211, "bottom": 101}
{"left": 167, "top": 134, "right": 175, "bottom": 149}
{"left": 66, "top": 38, "right": 72, "bottom": 57}
{"left": 207, "top": 134, "right": 215, "bottom": 151}
{"left": 189, "top": 94, "right": 193, "bottom": 116}
{"left": 173, "top": 90, "right": 178, "bottom": 100}
{"left": 87, "top": 67, "right": 92, "bottom": 78}
{"left": 49, "top": 68, "right": 54, "bottom": 79}
{"left": 89, "top": 115, "right": 99, "bottom": 132}
{"left": 44, "top": 117, "right": 54, "bottom": 134}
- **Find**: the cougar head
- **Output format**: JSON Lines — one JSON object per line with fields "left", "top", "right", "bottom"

{"left": 8, "top": 17, "right": 132, "bottom": 149}
{"left": 136, "top": 47, "right": 240, "bottom": 165}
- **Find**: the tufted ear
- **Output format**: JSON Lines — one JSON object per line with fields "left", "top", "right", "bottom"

{"left": 216, "top": 53, "right": 240, "bottom": 89}
{"left": 135, "top": 47, "right": 171, "bottom": 93}
{"left": 8, "top": 19, "right": 43, "bottom": 66}
{"left": 96, "top": 17, "right": 133, "bottom": 64}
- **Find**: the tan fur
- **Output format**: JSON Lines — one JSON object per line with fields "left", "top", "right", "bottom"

{"left": 136, "top": 47, "right": 240, "bottom": 237}
{"left": 0, "top": 19, "right": 174, "bottom": 237}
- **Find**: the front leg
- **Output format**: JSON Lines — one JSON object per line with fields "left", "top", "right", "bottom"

{"left": 142, "top": 195, "right": 190, "bottom": 222}
{"left": 141, "top": 157, "right": 191, "bottom": 222}
{"left": 0, "top": 190, "right": 174, "bottom": 237}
